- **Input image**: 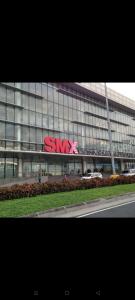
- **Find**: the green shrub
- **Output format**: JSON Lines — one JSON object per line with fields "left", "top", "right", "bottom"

{"left": 0, "top": 175, "right": 135, "bottom": 201}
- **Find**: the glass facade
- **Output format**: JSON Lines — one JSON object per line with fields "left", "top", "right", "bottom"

{"left": 0, "top": 82, "right": 135, "bottom": 179}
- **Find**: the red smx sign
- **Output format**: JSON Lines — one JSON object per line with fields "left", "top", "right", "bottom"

{"left": 44, "top": 136, "right": 78, "bottom": 154}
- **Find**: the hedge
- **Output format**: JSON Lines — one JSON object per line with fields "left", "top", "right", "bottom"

{"left": 0, "top": 175, "right": 135, "bottom": 201}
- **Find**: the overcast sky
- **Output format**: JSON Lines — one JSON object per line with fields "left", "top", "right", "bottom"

{"left": 105, "top": 83, "right": 135, "bottom": 101}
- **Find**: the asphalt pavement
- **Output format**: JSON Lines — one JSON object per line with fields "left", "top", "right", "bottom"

{"left": 83, "top": 200, "right": 135, "bottom": 218}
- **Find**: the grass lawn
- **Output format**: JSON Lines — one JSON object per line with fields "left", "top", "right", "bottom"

{"left": 1, "top": 183, "right": 135, "bottom": 217}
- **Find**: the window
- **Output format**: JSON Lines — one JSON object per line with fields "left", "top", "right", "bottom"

{"left": 0, "top": 104, "right": 6, "bottom": 120}
{"left": 0, "top": 141, "right": 5, "bottom": 150}
{"left": 43, "top": 115, "right": 48, "bottom": 128}
{"left": 48, "top": 86, "right": 54, "bottom": 101}
{"left": 64, "top": 120, "right": 68, "bottom": 132}
{"left": 48, "top": 102, "right": 54, "bottom": 116}
{"left": 72, "top": 98, "right": 77, "bottom": 110}
{"left": 63, "top": 94, "right": 68, "bottom": 106}
{"left": 43, "top": 100, "right": 48, "bottom": 114}
{"left": 54, "top": 117, "right": 59, "bottom": 129}
{"left": 6, "top": 142, "right": 14, "bottom": 150}
{"left": 54, "top": 103, "right": 58, "bottom": 117}
{"left": 29, "top": 111, "right": 35, "bottom": 125}
{"left": 6, "top": 124, "right": 14, "bottom": 140}
{"left": 63, "top": 107, "right": 68, "bottom": 119}
{"left": 29, "top": 96, "right": 36, "bottom": 110}
{"left": 22, "top": 126, "right": 29, "bottom": 142}
{"left": 5, "top": 158, "right": 14, "bottom": 177}
{"left": 22, "top": 110, "right": 29, "bottom": 124}
{"left": 69, "top": 108, "right": 72, "bottom": 121}
{"left": 59, "top": 119, "right": 63, "bottom": 131}
{"left": 54, "top": 88, "right": 59, "bottom": 103}
{"left": 21, "top": 83, "right": 29, "bottom": 91}
{"left": 59, "top": 105, "right": 63, "bottom": 118}
{"left": 59, "top": 93, "right": 63, "bottom": 105}
{"left": 22, "top": 94, "right": 29, "bottom": 109}
{"left": 36, "top": 83, "right": 42, "bottom": 95}
{"left": 22, "top": 143, "right": 30, "bottom": 151}
{"left": 7, "top": 88, "right": 14, "bottom": 104}
{"left": 30, "top": 128, "right": 36, "bottom": 143}
{"left": 7, "top": 107, "right": 14, "bottom": 122}
{"left": 36, "top": 129, "right": 43, "bottom": 144}
{"left": 68, "top": 96, "right": 72, "bottom": 108}
{"left": 29, "top": 83, "right": 36, "bottom": 93}
{"left": 48, "top": 116, "right": 53, "bottom": 130}
{"left": 36, "top": 99, "right": 42, "bottom": 113}
{"left": 15, "top": 125, "right": 21, "bottom": 141}
{"left": 0, "top": 122, "right": 5, "bottom": 139}
{"left": 0, "top": 86, "right": 6, "bottom": 101}
{"left": 36, "top": 113, "right": 42, "bottom": 127}
{"left": 42, "top": 84, "right": 47, "bottom": 99}
{"left": 15, "top": 108, "right": 21, "bottom": 123}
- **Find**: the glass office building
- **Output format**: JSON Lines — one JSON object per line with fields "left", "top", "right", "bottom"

{"left": 0, "top": 82, "right": 135, "bottom": 180}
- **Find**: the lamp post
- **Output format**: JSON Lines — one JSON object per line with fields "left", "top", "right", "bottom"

{"left": 104, "top": 83, "right": 116, "bottom": 174}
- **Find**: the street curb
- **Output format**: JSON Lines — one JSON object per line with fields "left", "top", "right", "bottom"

{"left": 20, "top": 191, "right": 135, "bottom": 218}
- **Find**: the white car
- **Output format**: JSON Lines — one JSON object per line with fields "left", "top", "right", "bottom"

{"left": 81, "top": 172, "right": 103, "bottom": 180}
{"left": 121, "top": 169, "right": 135, "bottom": 176}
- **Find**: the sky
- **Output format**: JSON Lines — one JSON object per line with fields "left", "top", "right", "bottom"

{"left": 105, "top": 83, "right": 135, "bottom": 101}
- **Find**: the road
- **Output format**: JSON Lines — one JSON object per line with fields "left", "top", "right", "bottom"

{"left": 79, "top": 200, "right": 135, "bottom": 218}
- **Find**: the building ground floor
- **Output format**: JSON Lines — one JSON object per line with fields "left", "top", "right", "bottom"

{"left": 0, "top": 151, "right": 135, "bottom": 181}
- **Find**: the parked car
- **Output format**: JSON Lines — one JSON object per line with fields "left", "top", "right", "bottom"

{"left": 120, "top": 169, "right": 135, "bottom": 176}
{"left": 81, "top": 172, "right": 103, "bottom": 180}
{"left": 110, "top": 174, "right": 120, "bottom": 179}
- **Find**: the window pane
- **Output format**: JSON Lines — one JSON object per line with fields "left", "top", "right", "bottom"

{"left": 54, "top": 103, "right": 58, "bottom": 117}
{"left": 42, "top": 84, "right": 47, "bottom": 99}
{"left": 36, "top": 83, "right": 42, "bottom": 95}
{"left": 7, "top": 89, "right": 14, "bottom": 104}
{"left": 36, "top": 129, "right": 43, "bottom": 144}
{"left": 29, "top": 111, "right": 35, "bottom": 125}
{"left": 29, "top": 83, "right": 36, "bottom": 93}
{"left": 54, "top": 117, "right": 59, "bottom": 129}
{"left": 0, "top": 86, "right": 6, "bottom": 102}
{"left": 6, "top": 142, "right": 14, "bottom": 150}
{"left": 22, "top": 94, "right": 29, "bottom": 109}
{"left": 22, "top": 126, "right": 29, "bottom": 142}
{"left": 48, "top": 116, "right": 53, "bottom": 129}
{"left": 0, "top": 104, "right": 6, "bottom": 120}
{"left": 48, "top": 86, "right": 54, "bottom": 101}
{"left": 6, "top": 124, "right": 14, "bottom": 139}
{"left": 0, "top": 141, "right": 5, "bottom": 150}
{"left": 0, "top": 122, "right": 5, "bottom": 139}
{"left": 48, "top": 102, "right": 54, "bottom": 116}
{"left": 59, "top": 105, "right": 63, "bottom": 118}
{"left": 54, "top": 88, "right": 58, "bottom": 103}
{"left": 30, "top": 128, "right": 36, "bottom": 143}
{"left": 22, "top": 109, "right": 29, "bottom": 124}
{"left": 36, "top": 113, "right": 42, "bottom": 127}
{"left": 7, "top": 107, "right": 14, "bottom": 122}
{"left": 21, "top": 82, "right": 29, "bottom": 91}
{"left": 59, "top": 93, "right": 63, "bottom": 105}
{"left": 5, "top": 158, "right": 13, "bottom": 177}
{"left": 36, "top": 99, "right": 42, "bottom": 113}
{"left": 43, "top": 100, "right": 48, "bottom": 114}
{"left": 29, "top": 96, "right": 36, "bottom": 110}
{"left": 43, "top": 115, "right": 48, "bottom": 128}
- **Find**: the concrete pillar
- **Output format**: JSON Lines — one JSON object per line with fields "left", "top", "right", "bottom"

{"left": 15, "top": 83, "right": 22, "bottom": 150}
{"left": 18, "top": 158, "right": 23, "bottom": 177}
{"left": 120, "top": 159, "right": 125, "bottom": 171}
{"left": 82, "top": 158, "right": 87, "bottom": 174}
